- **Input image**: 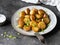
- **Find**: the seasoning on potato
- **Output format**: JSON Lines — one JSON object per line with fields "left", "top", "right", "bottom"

{"left": 18, "top": 8, "right": 50, "bottom": 32}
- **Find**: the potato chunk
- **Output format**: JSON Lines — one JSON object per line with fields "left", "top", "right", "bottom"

{"left": 23, "top": 25, "right": 31, "bottom": 31}
{"left": 18, "top": 17, "right": 24, "bottom": 28}
{"left": 38, "top": 22, "right": 46, "bottom": 29}
{"left": 30, "top": 10, "right": 36, "bottom": 15}
{"left": 43, "top": 17, "right": 50, "bottom": 24}
{"left": 20, "top": 11, "right": 26, "bottom": 17}
{"left": 30, "top": 21, "right": 37, "bottom": 27}
{"left": 25, "top": 8, "right": 30, "bottom": 14}
{"left": 25, "top": 15, "right": 30, "bottom": 18}
{"left": 32, "top": 8, "right": 38, "bottom": 14}
{"left": 36, "top": 14, "right": 43, "bottom": 19}
{"left": 32, "top": 26, "right": 39, "bottom": 32}
{"left": 30, "top": 15, "right": 35, "bottom": 21}
{"left": 38, "top": 9, "right": 45, "bottom": 15}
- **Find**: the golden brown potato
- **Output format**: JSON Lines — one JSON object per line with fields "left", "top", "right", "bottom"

{"left": 38, "top": 21, "right": 46, "bottom": 29}
{"left": 24, "top": 17, "right": 30, "bottom": 25}
{"left": 25, "top": 8, "right": 30, "bottom": 14}
{"left": 25, "top": 15, "right": 30, "bottom": 18}
{"left": 38, "top": 9, "right": 45, "bottom": 15}
{"left": 20, "top": 11, "right": 26, "bottom": 17}
{"left": 36, "top": 14, "right": 43, "bottom": 19}
{"left": 43, "top": 17, "right": 50, "bottom": 24}
{"left": 30, "top": 21, "right": 37, "bottom": 27}
{"left": 30, "top": 15, "right": 35, "bottom": 21}
{"left": 18, "top": 18, "right": 24, "bottom": 28}
{"left": 32, "top": 8, "right": 38, "bottom": 14}
{"left": 32, "top": 26, "right": 39, "bottom": 32}
{"left": 23, "top": 25, "right": 31, "bottom": 31}
{"left": 30, "top": 10, "right": 36, "bottom": 15}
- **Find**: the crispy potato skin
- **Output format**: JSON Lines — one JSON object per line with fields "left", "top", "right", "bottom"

{"left": 36, "top": 14, "right": 43, "bottom": 19}
{"left": 20, "top": 11, "right": 26, "bottom": 17}
{"left": 32, "top": 8, "right": 38, "bottom": 14}
{"left": 30, "top": 15, "right": 35, "bottom": 21}
{"left": 30, "top": 10, "right": 36, "bottom": 15}
{"left": 18, "top": 17, "right": 24, "bottom": 28}
{"left": 43, "top": 17, "right": 50, "bottom": 24}
{"left": 32, "top": 27, "right": 39, "bottom": 32}
{"left": 38, "top": 9, "right": 45, "bottom": 16}
{"left": 38, "top": 22, "right": 46, "bottom": 30}
{"left": 25, "top": 8, "right": 30, "bottom": 14}
{"left": 23, "top": 26, "right": 31, "bottom": 31}
{"left": 25, "top": 15, "right": 30, "bottom": 18}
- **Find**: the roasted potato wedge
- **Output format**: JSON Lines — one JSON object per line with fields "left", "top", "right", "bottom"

{"left": 32, "top": 8, "right": 38, "bottom": 14}
{"left": 38, "top": 9, "right": 45, "bottom": 15}
{"left": 25, "top": 8, "right": 30, "bottom": 14}
{"left": 20, "top": 11, "right": 26, "bottom": 17}
{"left": 18, "top": 18, "right": 24, "bottom": 28}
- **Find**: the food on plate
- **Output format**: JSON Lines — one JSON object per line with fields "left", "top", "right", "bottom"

{"left": 38, "top": 9, "right": 45, "bottom": 15}
{"left": 25, "top": 8, "right": 30, "bottom": 14}
{"left": 17, "top": 8, "right": 50, "bottom": 32}
{"left": 43, "top": 17, "right": 50, "bottom": 24}
{"left": 30, "top": 15, "right": 35, "bottom": 21}
{"left": 36, "top": 14, "right": 43, "bottom": 19}
{"left": 32, "top": 26, "right": 39, "bottom": 32}
{"left": 18, "top": 17, "right": 24, "bottom": 28}
{"left": 23, "top": 25, "right": 31, "bottom": 31}
{"left": 20, "top": 11, "right": 26, "bottom": 17}
{"left": 38, "top": 21, "right": 46, "bottom": 30}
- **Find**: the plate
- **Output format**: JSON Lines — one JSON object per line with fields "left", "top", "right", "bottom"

{"left": 11, "top": 6, "right": 57, "bottom": 36}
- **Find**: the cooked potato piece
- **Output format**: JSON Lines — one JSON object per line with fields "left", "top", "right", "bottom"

{"left": 43, "top": 17, "right": 50, "bottom": 24}
{"left": 30, "top": 15, "right": 35, "bottom": 21}
{"left": 30, "top": 21, "right": 37, "bottom": 27}
{"left": 23, "top": 25, "right": 31, "bottom": 31}
{"left": 20, "top": 11, "right": 26, "bottom": 17}
{"left": 38, "top": 22, "right": 46, "bottom": 29}
{"left": 43, "top": 14, "right": 48, "bottom": 18}
{"left": 32, "top": 26, "right": 39, "bottom": 32}
{"left": 32, "top": 8, "right": 38, "bottom": 14}
{"left": 24, "top": 17, "right": 30, "bottom": 25}
{"left": 18, "top": 17, "right": 24, "bottom": 22}
{"left": 30, "top": 10, "right": 36, "bottom": 15}
{"left": 38, "top": 9, "right": 45, "bottom": 15}
{"left": 36, "top": 14, "right": 43, "bottom": 19}
{"left": 18, "top": 18, "right": 24, "bottom": 28}
{"left": 25, "top": 8, "right": 30, "bottom": 14}
{"left": 25, "top": 15, "right": 30, "bottom": 18}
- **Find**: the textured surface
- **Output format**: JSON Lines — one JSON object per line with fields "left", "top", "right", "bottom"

{"left": 0, "top": 0, "right": 60, "bottom": 45}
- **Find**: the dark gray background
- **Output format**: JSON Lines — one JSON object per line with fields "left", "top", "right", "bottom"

{"left": 0, "top": 0, "right": 60, "bottom": 45}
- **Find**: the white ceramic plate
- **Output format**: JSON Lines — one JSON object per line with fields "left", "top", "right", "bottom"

{"left": 11, "top": 6, "right": 57, "bottom": 36}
